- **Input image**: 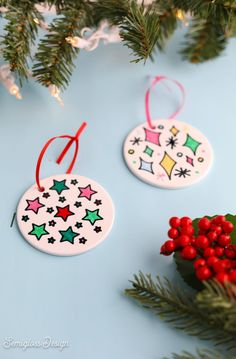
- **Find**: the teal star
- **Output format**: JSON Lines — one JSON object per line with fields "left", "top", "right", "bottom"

{"left": 59, "top": 226, "right": 79, "bottom": 244}
{"left": 82, "top": 209, "right": 103, "bottom": 226}
{"left": 50, "top": 179, "right": 69, "bottom": 195}
{"left": 28, "top": 223, "right": 49, "bottom": 240}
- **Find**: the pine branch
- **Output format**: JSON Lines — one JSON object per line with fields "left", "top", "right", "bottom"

{"left": 150, "top": 0, "right": 177, "bottom": 50}
{"left": 181, "top": 17, "right": 227, "bottom": 63}
{"left": 1, "top": 1, "right": 43, "bottom": 85}
{"left": 125, "top": 272, "right": 236, "bottom": 348}
{"left": 120, "top": 1, "right": 160, "bottom": 63}
{"left": 163, "top": 348, "right": 235, "bottom": 359}
{"left": 32, "top": 5, "right": 88, "bottom": 90}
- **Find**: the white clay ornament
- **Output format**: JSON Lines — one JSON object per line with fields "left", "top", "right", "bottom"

{"left": 123, "top": 76, "right": 213, "bottom": 189}
{"left": 17, "top": 123, "right": 114, "bottom": 256}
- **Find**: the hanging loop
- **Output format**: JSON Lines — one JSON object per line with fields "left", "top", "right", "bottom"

{"left": 145, "top": 75, "right": 186, "bottom": 129}
{"left": 35, "top": 122, "right": 87, "bottom": 191}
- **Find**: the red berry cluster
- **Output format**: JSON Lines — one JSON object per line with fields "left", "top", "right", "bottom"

{"left": 160, "top": 216, "right": 236, "bottom": 283}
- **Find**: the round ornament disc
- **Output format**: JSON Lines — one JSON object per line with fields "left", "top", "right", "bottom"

{"left": 123, "top": 119, "right": 213, "bottom": 188}
{"left": 17, "top": 174, "right": 114, "bottom": 256}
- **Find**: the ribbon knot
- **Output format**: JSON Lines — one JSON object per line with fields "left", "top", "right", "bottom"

{"left": 36, "top": 122, "right": 87, "bottom": 191}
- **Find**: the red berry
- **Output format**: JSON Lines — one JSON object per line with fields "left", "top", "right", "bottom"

{"left": 198, "top": 218, "right": 211, "bottom": 231}
{"left": 195, "top": 235, "right": 209, "bottom": 249}
{"left": 216, "top": 272, "right": 229, "bottom": 283}
{"left": 215, "top": 246, "right": 224, "bottom": 257}
{"left": 196, "top": 266, "right": 212, "bottom": 281}
{"left": 203, "top": 247, "right": 215, "bottom": 258}
{"left": 210, "top": 225, "right": 222, "bottom": 236}
{"left": 207, "top": 231, "right": 218, "bottom": 243}
{"left": 168, "top": 228, "right": 179, "bottom": 239}
{"left": 169, "top": 217, "right": 181, "bottom": 228}
{"left": 229, "top": 269, "right": 236, "bottom": 283}
{"left": 181, "top": 225, "right": 194, "bottom": 237}
{"left": 207, "top": 256, "right": 219, "bottom": 267}
{"left": 160, "top": 240, "right": 175, "bottom": 255}
{"left": 221, "top": 259, "right": 232, "bottom": 270}
{"left": 194, "top": 258, "right": 206, "bottom": 269}
{"left": 214, "top": 215, "right": 226, "bottom": 225}
{"left": 178, "top": 235, "right": 191, "bottom": 247}
{"left": 231, "top": 260, "right": 236, "bottom": 268}
{"left": 191, "top": 237, "right": 196, "bottom": 246}
{"left": 213, "top": 259, "right": 231, "bottom": 273}
{"left": 181, "top": 246, "right": 197, "bottom": 260}
{"left": 180, "top": 217, "right": 192, "bottom": 227}
{"left": 218, "top": 234, "right": 231, "bottom": 247}
{"left": 222, "top": 221, "right": 234, "bottom": 234}
{"left": 224, "top": 248, "right": 236, "bottom": 259}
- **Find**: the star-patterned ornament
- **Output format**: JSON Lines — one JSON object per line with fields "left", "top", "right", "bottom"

{"left": 17, "top": 174, "right": 114, "bottom": 256}
{"left": 25, "top": 197, "right": 44, "bottom": 214}
{"left": 123, "top": 119, "right": 213, "bottom": 189}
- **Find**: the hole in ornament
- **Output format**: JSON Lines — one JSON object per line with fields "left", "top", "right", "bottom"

{"left": 39, "top": 186, "right": 45, "bottom": 192}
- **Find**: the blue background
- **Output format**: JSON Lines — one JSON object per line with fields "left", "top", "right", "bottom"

{"left": 0, "top": 28, "right": 236, "bottom": 358}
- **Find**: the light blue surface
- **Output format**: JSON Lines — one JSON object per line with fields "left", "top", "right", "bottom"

{"left": 1, "top": 29, "right": 236, "bottom": 358}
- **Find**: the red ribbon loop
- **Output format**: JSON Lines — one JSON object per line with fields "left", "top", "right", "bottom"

{"left": 145, "top": 75, "right": 186, "bottom": 129}
{"left": 35, "top": 122, "right": 87, "bottom": 191}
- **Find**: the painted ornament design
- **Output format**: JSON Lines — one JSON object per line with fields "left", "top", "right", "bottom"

{"left": 17, "top": 174, "right": 114, "bottom": 256}
{"left": 124, "top": 119, "right": 213, "bottom": 188}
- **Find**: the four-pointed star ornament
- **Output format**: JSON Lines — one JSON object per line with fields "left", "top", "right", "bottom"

{"left": 123, "top": 119, "right": 213, "bottom": 189}
{"left": 17, "top": 174, "right": 114, "bottom": 256}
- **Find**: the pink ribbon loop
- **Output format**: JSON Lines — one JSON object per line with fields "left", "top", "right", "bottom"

{"left": 145, "top": 75, "right": 186, "bottom": 129}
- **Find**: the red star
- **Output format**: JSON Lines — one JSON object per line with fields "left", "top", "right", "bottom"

{"left": 54, "top": 205, "right": 75, "bottom": 222}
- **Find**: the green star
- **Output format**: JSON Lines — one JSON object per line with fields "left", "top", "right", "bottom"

{"left": 59, "top": 226, "right": 79, "bottom": 244}
{"left": 28, "top": 223, "right": 49, "bottom": 240}
{"left": 50, "top": 179, "right": 69, "bottom": 195}
{"left": 82, "top": 209, "right": 103, "bottom": 226}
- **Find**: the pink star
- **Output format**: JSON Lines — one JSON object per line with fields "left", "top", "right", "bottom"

{"left": 25, "top": 197, "right": 45, "bottom": 214}
{"left": 78, "top": 185, "right": 97, "bottom": 201}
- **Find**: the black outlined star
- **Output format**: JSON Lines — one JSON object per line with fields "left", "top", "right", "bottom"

{"left": 94, "top": 199, "right": 102, "bottom": 206}
{"left": 48, "top": 237, "right": 56, "bottom": 244}
{"left": 79, "top": 237, "right": 87, "bottom": 244}
{"left": 174, "top": 167, "right": 191, "bottom": 178}
{"left": 130, "top": 137, "right": 143, "bottom": 146}
{"left": 74, "top": 201, "right": 82, "bottom": 208}
{"left": 22, "top": 215, "right": 29, "bottom": 222}
{"left": 42, "top": 192, "right": 50, "bottom": 199}
{"left": 94, "top": 226, "right": 102, "bottom": 233}
{"left": 50, "top": 179, "right": 69, "bottom": 195}
{"left": 47, "top": 207, "right": 54, "bottom": 214}
{"left": 75, "top": 222, "right": 83, "bottom": 229}
{"left": 71, "top": 179, "right": 78, "bottom": 185}
{"left": 59, "top": 196, "right": 66, "bottom": 203}
{"left": 59, "top": 226, "right": 79, "bottom": 244}
{"left": 49, "top": 220, "right": 56, "bottom": 227}
{"left": 166, "top": 136, "right": 178, "bottom": 149}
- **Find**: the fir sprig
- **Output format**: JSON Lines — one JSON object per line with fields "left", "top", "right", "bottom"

{"left": 181, "top": 17, "right": 227, "bottom": 63}
{"left": 125, "top": 272, "right": 236, "bottom": 348}
{"left": 32, "top": 6, "right": 84, "bottom": 90}
{"left": 120, "top": 1, "right": 160, "bottom": 62}
{"left": 1, "top": 1, "right": 43, "bottom": 85}
{"left": 163, "top": 348, "right": 234, "bottom": 359}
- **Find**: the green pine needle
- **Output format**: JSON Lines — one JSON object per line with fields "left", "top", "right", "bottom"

{"left": 1, "top": 2, "right": 43, "bottom": 85}
{"left": 125, "top": 272, "right": 236, "bottom": 349}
